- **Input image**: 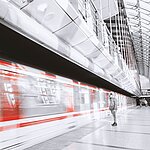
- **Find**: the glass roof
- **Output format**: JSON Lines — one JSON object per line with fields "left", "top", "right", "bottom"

{"left": 124, "top": 0, "right": 150, "bottom": 76}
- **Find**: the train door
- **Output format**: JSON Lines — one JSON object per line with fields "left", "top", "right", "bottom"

{"left": 73, "top": 81, "right": 80, "bottom": 112}
{"left": 64, "top": 83, "right": 74, "bottom": 112}
{"left": 58, "top": 77, "right": 74, "bottom": 113}
{"left": 79, "top": 85, "right": 90, "bottom": 111}
{"left": 90, "top": 89, "right": 99, "bottom": 109}
{"left": 89, "top": 88, "right": 99, "bottom": 119}
{"left": 99, "top": 90, "right": 106, "bottom": 108}
{"left": 0, "top": 70, "right": 20, "bottom": 121}
{"left": 0, "top": 83, "right": 2, "bottom": 121}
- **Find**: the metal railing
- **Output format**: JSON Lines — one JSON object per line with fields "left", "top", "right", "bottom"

{"left": 78, "top": 0, "right": 88, "bottom": 22}
{"left": 78, "top": 0, "right": 101, "bottom": 38}
{"left": 78, "top": 1, "right": 125, "bottom": 71}
{"left": 71, "top": 0, "right": 131, "bottom": 71}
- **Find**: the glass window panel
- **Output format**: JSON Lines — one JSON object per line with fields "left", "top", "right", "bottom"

{"left": 142, "top": 0, "right": 150, "bottom": 3}
{"left": 140, "top": 8, "right": 150, "bottom": 15}
{"left": 141, "top": 26, "right": 149, "bottom": 32}
{"left": 124, "top": 0, "right": 137, "bottom": 5}
{"left": 141, "top": 11, "right": 150, "bottom": 20}
{"left": 141, "top": 19, "right": 150, "bottom": 25}
{"left": 78, "top": 86, "right": 90, "bottom": 111}
{"left": 126, "top": 9, "right": 138, "bottom": 16}
{"left": 140, "top": 1, "right": 150, "bottom": 11}
{"left": 141, "top": 22, "right": 150, "bottom": 29}
{"left": 129, "top": 18, "right": 139, "bottom": 23}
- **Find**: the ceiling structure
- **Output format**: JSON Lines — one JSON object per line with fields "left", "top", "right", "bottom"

{"left": 0, "top": 0, "right": 142, "bottom": 95}
{"left": 104, "top": 0, "right": 150, "bottom": 79}
{"left": 124, "top": 0, "right": 150, "bottom": 77}
{"left": 104, "top": 0, "right": 137, "bottom": 71}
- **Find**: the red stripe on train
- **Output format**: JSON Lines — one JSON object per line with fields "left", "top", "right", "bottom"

{"left": 0, "top": 113, "right": 81, "bottom": 131}
{"left": 0, "top": 109, "right": 108, "bottom": 132}
{"left": 19, "top": 116, "right": 67, "bottom": 127}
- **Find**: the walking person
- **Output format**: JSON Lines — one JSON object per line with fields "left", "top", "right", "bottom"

{"left": 109, "top": 92, "right": 117, "bottom": 126}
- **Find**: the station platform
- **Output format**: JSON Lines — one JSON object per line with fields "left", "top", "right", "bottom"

{"left": 25, "top": 107, "right": 150, "bottom": 150}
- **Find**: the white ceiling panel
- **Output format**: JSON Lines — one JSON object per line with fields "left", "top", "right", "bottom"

{"left": 89, "top": 36, "right": 102, "bottom": 49}
{"left": 10, "top": 0, "right": 29, "bottom": 8}
{"left": 140, "top": 8, "right": 150, "bottom": 15}
{"left": 55, "top": 0, "right": 78, "bottom": 20}
{"left": 74, "top": 17, "right": 94, "bottom": 38}
{"left": 100, "top": 0, "right": 118, "bottom": 20}
{"left": 141, "top": 13, "right": 150, "bottom": 21}
{"left": 140, "top": 1, "right": 150, "bottom": 11}
{"left": 142, "top": 0, "right": 150, "bottom": 3}
{"left": 93, "top": 64, "right": 104, "bottom": 76}
{"left": 93, "top": 54, "right": 110, "bottom": 69}
{"left": 74, "top": 39, "right": 98, "bottom": 57}
{"left": 106, "top": 64, "right": 119, "bottom": 75}
{"left": 0, "top": 0, "right": 9, "bottom": 19}
{"left": 124, "top": 0, "right": 137, "bottom": 5}
{"left": 23, "top": 0, "right": 72, "bottom": 32}
{"left": 55, "top": 21, "right": 88, "bottom": 46}
{"left": 70, "top": 47, "right": 89, "bottom": 68}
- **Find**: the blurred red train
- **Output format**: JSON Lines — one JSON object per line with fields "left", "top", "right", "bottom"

{"left": 0, "top": 59, "right": 136, "bottom": 150}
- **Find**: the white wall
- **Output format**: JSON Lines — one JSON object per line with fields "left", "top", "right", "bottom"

{"left": 140, "top": 75, "right": 150, "bottom": 89}
{"left": 94, "top": 0, "right": 118, "bottom": 20}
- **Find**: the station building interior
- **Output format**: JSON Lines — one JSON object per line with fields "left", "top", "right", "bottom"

{"left": 1, "top": 0, "right": 150, "bottom": 150}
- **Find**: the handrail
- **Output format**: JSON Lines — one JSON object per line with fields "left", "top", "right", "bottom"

{"left": 78, "top": 0, "right": 100, "bottom": 37}
{"left": 77, "top": 0, "right": 118, "bottom": 56}
{"left": 76, "top": 0, "right": 137, "bottom": 77}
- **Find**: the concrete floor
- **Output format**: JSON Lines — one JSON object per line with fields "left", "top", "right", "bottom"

{"left": 26, "top": 107, "right": 150, "bottom": 150}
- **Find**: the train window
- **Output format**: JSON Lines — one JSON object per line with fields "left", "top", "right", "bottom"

{"left": 99, "top": 91, "right": 108, "bottom": 108}
{"left": 0, "top": 94, "right": 1, "bottom": 121}
{"left": 6, "top": 93, "right": 16, "bottom": 106}
{"left": 117, "top": 94, "right": 121, "bottom": 107}
{"left": 4, "top": 83, "right": 13, "bottom": 92}
{"left": 0, "top": 73, "right": 20, "bottom": 121}
{"left": 40, "top": 88, "right": 47, "bottom": 95}
{"left": 90, "top": 89, "right": 95, "bottom": 102}
{"left": 95, "top": 91, "right": 100, "bottom": 102}
{"left": 40, "top": 95, "right": 57, "bottom": 105}
{"left": 19, "top": 76, "right": 68, "bottom": 118}
{"left": 81, "top": 93, "right": 85, "bottom": 104}
{"left": 89, "top": 89, "right": 100, "bottom": 109}
{"left": 58, "top": 82, "right": 74, "bottom": 112}
{"left": 95, "top": 90, "right": 100, "bottom": 109}
{"left": 73, "top": 85, "right": 80, "bottom": 111}
{"left": 105, "top": 92, "right": 109, "bottom": 107}
{"left": 80, "top": 87, "right": 90, "bottom": 111}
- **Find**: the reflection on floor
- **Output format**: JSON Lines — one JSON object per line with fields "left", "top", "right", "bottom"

{"left": 26, "top": 107, "right": 150, "bottom": 150}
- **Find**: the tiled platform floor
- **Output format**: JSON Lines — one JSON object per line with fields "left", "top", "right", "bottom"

{"left": 26, "top": 107, "right": 150, "bottom": 150}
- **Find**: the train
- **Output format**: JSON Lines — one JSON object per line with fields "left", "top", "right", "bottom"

{"left": 0, "top": 59, "right": 136, "bottom": 150}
